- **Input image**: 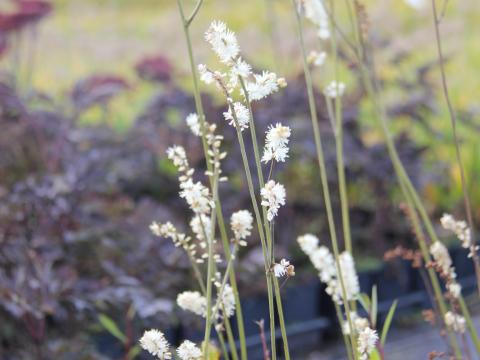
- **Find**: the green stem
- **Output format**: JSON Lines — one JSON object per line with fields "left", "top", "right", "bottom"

{"left": 291, "top": 2, "right": 357, "bottom": 357}
{"left": 430, "top": 0, "right": 480, "bottom": 297}
{"left": 176, "top": 2, "right": 247, "bottom": 357}
{"left": 239, "top": 77, "right": 273, "bottom": 261}
{"left": 273, "top": 276, "right": 290, "bottom": 360}
{"left": 458, "top": 296, "right": 480, "bottom": 353}
{"left": 239, "top": 77, "right": 290, "bottom": 358}
{"left": 233, "top": 123, "right": 277, "bottom": 360}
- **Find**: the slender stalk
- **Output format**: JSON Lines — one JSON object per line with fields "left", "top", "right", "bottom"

{"left": 290, "top": 2, "right": 357, "bottom": 357}
{"left": 238, "top": 77, "right": 290, "bottom": 359}
{"left": 198, "top": 215, "right": 214, "bottom": 358}
{"left": 233, "top": 122, "right": 277, "bottom": 360}
{"left": 458, "top": 296, "right": 480, "bottom": 353}
{"left": 273, "top": 276, "right": 290, "bottom": 360}
{"left": 239, "top": 77, "right": 273, "bottom": 262}
{"left": 335, "top": 303, "right": 354, "bottom": 360}
{"left": 176, "top": 2, "right": 247, "bottom": 357}
{"left": 430, "top": 0, "right": 480, "bottom": 296}
{"left": 328, "top": 0, "right": 353, "bottom": 255}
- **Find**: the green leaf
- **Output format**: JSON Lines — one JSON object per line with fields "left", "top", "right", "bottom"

{"left": 358, "top": 293, "right": 371, "bottom": 313}
{"left": 98, "top": 314, "right": 126, "bottom": 344}
{"left": 371, "top": 285, "right": 378, "bottom": 328}
{"left": 380, "top": 300, "right": 398, "bottom": 346}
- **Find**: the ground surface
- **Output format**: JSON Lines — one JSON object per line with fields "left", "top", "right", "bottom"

{"left": 310, "top": 312, "right": 480, "bottom": 359}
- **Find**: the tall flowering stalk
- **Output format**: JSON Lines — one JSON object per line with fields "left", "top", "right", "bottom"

{"left": 199, "top": 20, "right": 292, "bottom": 359}
{"left": 290, "top": 1, "right": 368, "bottom": 358}
{"left": 176, "top": 1, "right": 247, "bottom": 358}
{"left": 319, "top": 0, "right": 480, "bottom": 355}
{"left": 430, "top": 0, "right": 480, "bottom": 296}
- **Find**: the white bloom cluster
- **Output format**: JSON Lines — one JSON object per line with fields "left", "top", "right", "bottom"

{"left": 190, "top": 214, "right": 212, "bottom": 244}
{"left": 324, "top": 81, "right": 346, "bottom": 98}
{"left": 444, "top": 311, "right": 466, "bottom": 334}
{"left": 244, "top": 71, "right": 279, "bottom": 101}
{"left": 230, "top": 210, "right": 253, "bottom": 243}
{"left": 150, "top": 221, "right": 205, "bottom": 263}
{"left": 429, "top": 241, "right": 462, "bottom": 298}
{"left": 218, "top": 284, "right": 236, "bottom": 318}
{"left": 223, "top": 102, "right": 250, "bottom": 131}
{"left": 179, "top": 179, "right": 214, "bottom": 215}
{"left": 440, "top": 213, "right": 478, "bottom": 256}
{"left": 297, "top": 234, "right": 359, "bottom": 304}
{"left": 342, "top": 311, "right": 369, "bottom": 336}
{"left": 260, "top": 180, "right": 286, "bottom": 221}
{"left": 200, "top": 21, "right": 283, "bottom": 105}
{"left": 166, "top": 145, "right": 215, "bottom": 216}
{"left": 357, "top": 327, "right": 379, "bottom": 360}
{"left": 167, "top": 145, "right": 189, "bottom": 171}
{"left": 205, "top": 21, "right": 240, "bottom": 64}
{"left": 177, "top": 291, "right": 207, "bottom": 317}
{"left": 262, "top": 123, "right": 291, "bottom": 163}
{"left": 178, "top": 285, "right": 236, "bottom": 321}
{"left": 334, "top": 252, "right": 360, "bottom": 302}
{"left": 177, "top": 340, "right": 202, "bottom": 360}
{"left": 300, "top": 0, "right": 330, "bottom": 39}
{"left": 307, "top": 50, "right": 327, "bottom": 67}
{"left": 298, "top": 233, "right": 320, "bottom": 254}
{"left": 139, "top": 329, "right": 172, "bottom": 360}
{"left": 273, "top": 259, "right": 295, "bottom": 278}
{"left": 186, "top": 113, "right": 201, "bottom": 136}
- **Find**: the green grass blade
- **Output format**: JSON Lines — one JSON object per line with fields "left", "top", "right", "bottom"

{"left": 380, "top": 300, "right": 398, "bottom": 346}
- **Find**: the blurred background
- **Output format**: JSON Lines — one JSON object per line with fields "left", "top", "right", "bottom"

{"left": 1, "top": 0, "right": 479, "bottom": 358}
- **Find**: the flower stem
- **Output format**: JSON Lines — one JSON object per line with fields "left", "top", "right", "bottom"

{"left": 291, "top": 2, "right": 358, "bottom": 358}
{"left": 176, "top": 2, "right": 247, "bottom": 358}
{"left": 238, "top": 77, "right": 290, "bottom": 359}
{"left": 430, "top": 0, "right": 480, "bottom": 297}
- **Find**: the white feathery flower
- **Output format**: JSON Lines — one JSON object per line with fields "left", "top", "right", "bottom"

{"left": 324, "top": 81, "right": 346, "bottom": 98}
{"left": 297, "top": 234, "right": 320, "bottom": 255}
{"left": 228, "top": 57, "right": 252, "bottom": 89}
{"left": 245, "top": 71, "right": 279, "bottom": 101}
{"left": 230, "top": 210, "right": 253, "bottom": 241}
{"left": 139, "top": 329, "right": 172, "bottom": 359}
{"left": 357, "top": 327, "right": 378, "bottom": 360}
{"left": 177, "top": 291, "right": 207, "bottom": 317}
{"left": 430, "top": 241, "right": 454, "bottom": 277}
{"left": 186, "top": 113, "right": 201, "bottom": 136}
{"left": 177, "top": 340, "right": 202, "bottom": 360}
{"left": 223, "top": 102, "right": 250, "bottom": 131}
{"left": 231, "top": 57, "right": 252, "bottom": 78}
{"left": 205, "top": 20, "right": 239, "bottom": 64}
{"left": 302, "top": 0, "right": 330, "bottom": 39}
{"left": 310, "top": 246, "right": 336, "bottom": 283}
{"left": 198, "top": 64, "right": 215, "bottom": 85}
{"left": 440, "top": 213, "right": 477, "bottom": 255}
{"left": 262, "top": 123, "right": 291, "bottom": 163}
{"left": 448, "top": 282, "right": 462, "bottom": 299}
{"left": 179, "top": 179, "right": 213, "bottom": 214}
{"left": 338, "top": 251, "right": 360, "bottom": 302}
{"left": 342, "top": 312, "right": 369, "bottom": 335}
{"left": 307, "top": 51, "right": 327, "bottom": 66}
{"left": 445, "top": 311, "right": 466, "bottom": 334}
{"left": 218, "top": 284, "right": 236, "bottom": 318}
{"left": 190, "top": 214, "right": 212, "bottom": 244}
{"left": 150, "top": 222, "right": 162, "bottom": 236}
{"left": 273, "top": 259, "right": 291, "bottom": 278}
{"left": 260, "top": 180, "right": 286, "bottom": 221}
{"left": 167, "top": 145, "right": 189, "bottom": 170}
